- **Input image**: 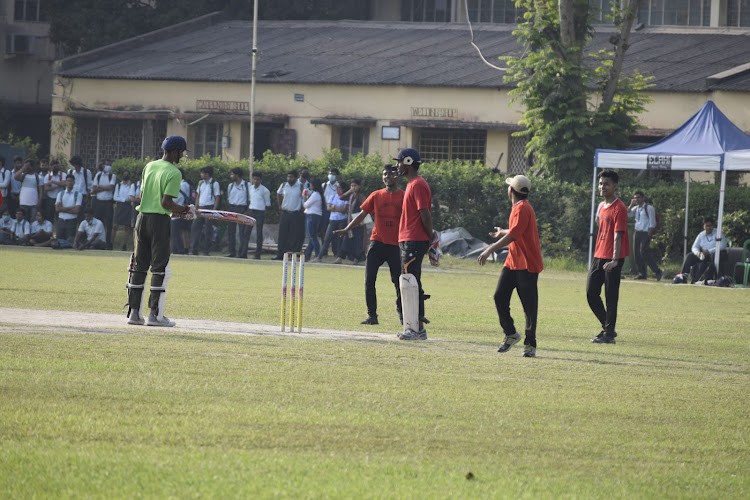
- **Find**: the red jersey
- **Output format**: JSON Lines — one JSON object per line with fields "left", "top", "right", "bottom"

{"left": 360, "top": 188, "right": 404, "bottom": 246}
{"left": 398, "top": 176, "right": 431, "bottom": 242}
{"left": 505, "top": 200, "right": 543, "bottom": 273}
{"left": 594, "top": 197, "right": 630, "bottom": 259}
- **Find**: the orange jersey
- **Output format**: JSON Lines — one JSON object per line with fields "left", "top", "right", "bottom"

{"left": 505, "top": 200, "right": 543, "bottom": 273}
{"left": 398, "top": 176, "right": 431, "bottom": 242}
{"left": 360, "top": 188, "right": 404, "bottom": 246}
{"left": 594, "top": 198, "right": 630, "bottom": 259}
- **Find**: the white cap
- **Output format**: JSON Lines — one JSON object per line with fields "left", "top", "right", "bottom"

{"left": 506, "top": 174, "right": 531, "bottom": 193}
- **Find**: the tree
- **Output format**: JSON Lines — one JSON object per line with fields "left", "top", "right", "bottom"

{"left": 502, "top": 0, "right": 652, "bottom": 182}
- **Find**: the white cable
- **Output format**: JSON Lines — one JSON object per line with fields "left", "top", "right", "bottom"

{"left": 463, "top": 0, "right": 507, "bottom": 72}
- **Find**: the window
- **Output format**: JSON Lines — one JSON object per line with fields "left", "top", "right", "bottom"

{"left": 417, "top": 129, "right": 486, "bottom": 162}
{"left": 14, "top": 0, "right": 47, "bottom": 22}
{"left": 727, "top": 0, "right": 750, "bottom": 27}
{"left": 636, "top": 0, "right": 710, "bottom": 26}
{"left": 193, "top": 123, "right": 223, "bottom": 158}
{"left": 466, "top": 0, "right": 525, "bottom": 24}
{"left": 338, "top": 127, "right": 369, "bottom": 161}
{"left": 401, "top": 0, "right": 453, "bottom": 22}
{"left": 507, "top": 135, "right": 530, "bottom": 175}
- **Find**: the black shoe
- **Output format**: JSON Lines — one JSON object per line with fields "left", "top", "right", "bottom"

{"left": 655, "top": 270, "right": 663, "bottom": 281}
{"left": 237, "top": 255, "right": 247, "bottom": 259}
{"left": 361, "top": 316, "right": 379, "bottom": 325}
{"left": 225, "top": 254, "right": 236, "bottom": 258}
{"left": 634, "top": 275, "right": 647, "bottom": 280}
{"left": 592, "top": 334, "right": 616, "bottom": 344}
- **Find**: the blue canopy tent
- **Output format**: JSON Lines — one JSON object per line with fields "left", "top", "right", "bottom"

{"left": 591, "top": 101, "right": 750, "bottom": 271}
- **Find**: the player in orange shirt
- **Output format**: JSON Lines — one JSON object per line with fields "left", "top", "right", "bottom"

{"left": 587, "top": 169, "right": 630, "bottom": 344}
{"left": 335, "top": 165, "right": 404, "bottom": 325}
{"left": 478, "top": 175, "right": 543, "bottom": 357}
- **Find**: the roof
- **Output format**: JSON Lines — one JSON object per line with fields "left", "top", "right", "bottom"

{"left": 56, "top": 13, "right": 750, "bottom": 92}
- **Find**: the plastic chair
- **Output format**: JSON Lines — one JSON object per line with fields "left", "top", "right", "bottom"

{"left": 734, "top": 239, "right": 750, "bottom": 288}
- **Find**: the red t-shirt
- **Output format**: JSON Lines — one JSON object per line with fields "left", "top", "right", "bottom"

{"left": 505, "top": 200, "right": 544, "bottom": 273}
{"left": 594, "top": 197, "right": 630, "bottom": 259}
{"left": 398, "top": 176, "right": 431, "bottom": 242}
{"left": 360, "top": 188, "right": 404, "bottom": 246}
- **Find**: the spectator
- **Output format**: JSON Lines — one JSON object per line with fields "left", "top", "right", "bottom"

{"left": 9, "top": 208, "right": 31, "bottom": 244}
{"left": 28, "top": 211, "right": 53, "bottom": 246}
{"left": 7, "top": 156, "right": 23, "bottom": 216}
{"left": 0, "top": 209, "right": 12, "bottom": 244}
{"left": 74, "top": 208, "right": 107, "bottom": 250}
{"left": 334, "top": 165, "right": 404, "bottom": 325}
{"left": 225, "top": 167, "right": 250, "bottom": 258}
{"left": 628, "top": 191, "right": 663, "bottom": 281}
{"left": 337, "top": 178, "right": 365, "bottom": 264}
{"left": 319, "top": 167, "right": 340, "bottom": 256}
{"left": 679, "top": 216, "right": 728, "bottom": 283}
{"left": 91, "top": 161, "right": 116, "bottom": 249}
{"left": 274, "top": 170, "right": 305, "bottom": 260}
{"left": 113, "top": 169, "right": 136, "bottom": 251}
{"left": 321, "top": 182, "right": 349, "bottom": 263}
{"left": 0, "top": 155, "right": 10, "bottom": 213}
{"left": 247, "top": 171, "right": 271, "bottom": 259}
{"left": 42, "top": 159, "right": 66, "bottom": 223}
{"left": 67, "top": 155, "right": 93, "bottom": 219}
{"left": 170, "top": 168, "right": 192, "bottom": 255}
{"left": 55, "top": 174, "right": 82, "bottom": 246}
{"left": 299, "top": 166, "right": 311, "bottom": 192}
{"left": 190, "top": 166, "right": 221, "bottom": 256}
{"left": 15, "top": 159, "right": 41, "bottom": 221}
{"left": 587, "top": 170, "right": 630, "bottom": 344}
{"left": 303, "top": 177, "right": 324, "bottom": 262}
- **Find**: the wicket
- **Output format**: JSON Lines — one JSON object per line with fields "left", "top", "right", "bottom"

{"left": 281, "top": 252, "right": 305, "bottom": 332}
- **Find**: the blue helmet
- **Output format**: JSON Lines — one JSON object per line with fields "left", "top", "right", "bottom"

{"left": 161, "top": 135, "right": 189, "bottom": 152}
{"left": 393, "top": 148, "right": 421, "bottom": 166}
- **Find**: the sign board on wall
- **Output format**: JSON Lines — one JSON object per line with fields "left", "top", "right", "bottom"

{"left": 410, "top": 107, "right": 458, "bottom": 118}
{"left": 196, "top": 100, "right": 249, "bottom": 112}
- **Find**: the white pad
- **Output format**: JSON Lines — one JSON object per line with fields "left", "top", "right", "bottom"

{"left": 399, "top": 273, "right": 419, "bottom": 333}
{"left": 156, "top": 264, "right": 171, "bottom": 320}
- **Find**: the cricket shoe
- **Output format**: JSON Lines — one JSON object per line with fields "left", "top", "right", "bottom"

{"left": 146, "top": 314, "right": 176, "bottom": 327}
{"left": 498, "top": 332, "right": 521, "bottom": 353}
{"left": 361, "top": 316, "right": 379, "bottom": 325}
{"left": 127, "top": 309, "right": 145, "bottom": 325}
{"left": 592, "top": 334, "right": 616, "bottom": 344}
{"left": 523, "top": 345, "right": 536, "bottom": 358}
{"left": 399, "top": 328, "right": 427, "bottom": 340}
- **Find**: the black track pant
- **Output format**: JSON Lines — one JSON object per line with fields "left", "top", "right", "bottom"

{"left": 364, "top": 240, "right": 401, "bottom": 318}
{"left": 494, "top": 267, "right": 539, "bottom": 347}
{"left": 586, "top": 257, "right": 623, "bottom": 336}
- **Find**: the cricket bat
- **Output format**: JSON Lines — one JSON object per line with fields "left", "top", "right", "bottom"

{"left": 399, "top": 273, "right": 420, "bottom": 333}
{"left": 196, "top": 209, "right": 256, "bottom": 226}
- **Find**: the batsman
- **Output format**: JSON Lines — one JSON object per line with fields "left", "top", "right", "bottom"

{"left": 126, "top": 135, "right": 194, "bottom": 327}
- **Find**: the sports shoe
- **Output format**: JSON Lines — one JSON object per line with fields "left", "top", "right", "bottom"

{"left": 497, "top": 332, "right": 521, "bottom": 353}
{"left": 361, "top": 316, "right": 379, "bottom": 325}
{"left": 145, "top": 314, "right": 176, "bottom": 327}
{"left": 523, "top": 345, "right": 536, "bottom": 357}
{"left": 399, "top": 328, "right": 427, "bottom": 340}
{"left": 592, "top": 334, "right": 616, "bottom": 344}
{"left": 127, "top": 309, "right": 144, "bottom": 325}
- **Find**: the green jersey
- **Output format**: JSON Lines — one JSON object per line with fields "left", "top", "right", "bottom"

{"left": 136, "top": 159, "right": 181, "bottom": 215}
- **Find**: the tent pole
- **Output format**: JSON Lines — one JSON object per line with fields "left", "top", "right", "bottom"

{"left": 684, "top": 172, "right": 690, "bottom": 257}
{"left": 715, "top": 169, "right": 727, "bottom": 272}
{"left": 588, "top": 166, "right": 599, "bottom": 268}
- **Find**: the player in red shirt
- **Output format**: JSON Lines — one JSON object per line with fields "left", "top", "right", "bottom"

{"left": 394, "top": 148, "right": 435, "bottom": 340}
{"left": 588, "top": 169, "right": 630, "bottom": 344}
{"left": 478, "top": 175, "right": 543, "bottom": 358}
{"left": 335, "top": 165, "right": 404, "bottom": 325}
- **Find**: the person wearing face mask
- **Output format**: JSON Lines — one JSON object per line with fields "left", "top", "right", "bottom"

{"left": 113, "top": 169, "right": 135, "bottom": 251}
{"left": 319, "top": 167, "right": 340, "bottom": 257}
{"left": 91, "top": 162, "right": 116, "bottom": 249}
{"left": 42, "top": 159, "right": 65, "bottom": 224}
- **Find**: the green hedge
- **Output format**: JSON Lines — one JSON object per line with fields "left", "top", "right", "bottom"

{"left": 111, "top": 153, "right": 750, "bottom": 262}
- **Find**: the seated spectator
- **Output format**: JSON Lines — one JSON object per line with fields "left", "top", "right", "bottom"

{"left": 8, "top": 208, "right": 31, "bottom": 244}
{"left": 55, "top": 174, "right": 82, "bottom": 246}
{"left": 679, "top": 216, "right": 728, "bottom": 283}
{"left": 0, "top": 209, "right": 13, "bottom": 244}
{"left": 75, "top": 209, "right": 107, "bottom": 250}
{"left": 28, "top": 211, "right": 53, "bottom": 246}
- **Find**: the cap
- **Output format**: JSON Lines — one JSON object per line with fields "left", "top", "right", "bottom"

{"left": 161, "top": 135, "right": 189, "bottom": 152}
{"left": 506, "top": 174, "right": 531, "bottom": 193}
{"left": 393, "top": 148, "right": 421, "bottom": 166}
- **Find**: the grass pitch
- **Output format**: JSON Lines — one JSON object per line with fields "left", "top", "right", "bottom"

{"left": 0, "top": 247, "right": 748, "bottom": 497}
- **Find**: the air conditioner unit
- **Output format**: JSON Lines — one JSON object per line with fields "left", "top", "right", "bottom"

{"left": 5, "top": 34, "right": 35, "bottom": 55}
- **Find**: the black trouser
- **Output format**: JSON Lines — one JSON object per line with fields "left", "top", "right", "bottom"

{"left": 586, "top": 257, "right": 623, "bottom": 336}
{"left": 42, "top": 197, "right": 57, "bottom": 224}
{"left": 129, "top": 212, "right": 172, "bottom": 314}
{"left": 681, "top": 250, "right": 727, "bottom": 282}
{"left": 56, "top": 218, "right": 78, "bottom": 243}
{"left": 170, "top": 218, "right": 189, "bottom": 254}
{"left": 364, "top": 240, "right": 401, "bottom": 318}
{"left": 189, "top": 205, "right": 215, "bottom": 255}
{"left": 92, "top": 199, "right": 114, "bottom": 248}
{"left": 276, "top": 209, "right": 305, "bottom": 258}
{"left": 248, "top": 209, "right": 265, "bottom": 257}
{"left": 400, "top": 240, "right": 429, "bottom": 329}
{"left": 226, "top": 203, "right": 250, "bottom": 256}
{"left": 494, "top": 267, "right": 539, "bottom": 347}
{"left": 339, "top": 225, "right": 365, "bottom": 261}
{"left": 633, "top": 231, "right": 660, "bottom": 277}
{"left": 322, "top": 218, "right": 347, "bottom": 257}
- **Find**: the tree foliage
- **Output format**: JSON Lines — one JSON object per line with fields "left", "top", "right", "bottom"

{"left": 502, "top": 0, "right": 653, "bottom": 183}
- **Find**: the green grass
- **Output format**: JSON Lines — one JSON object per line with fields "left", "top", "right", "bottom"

{"left": 1, "top": 247, "right": 749, "bottom": 497}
